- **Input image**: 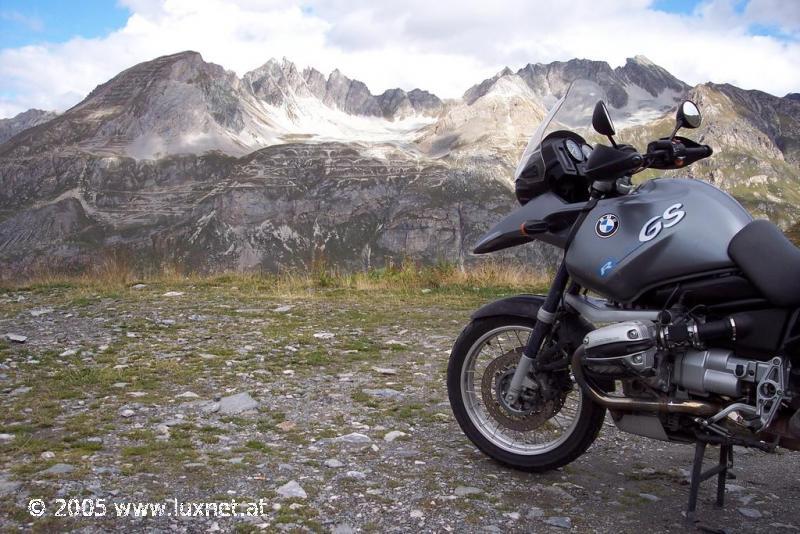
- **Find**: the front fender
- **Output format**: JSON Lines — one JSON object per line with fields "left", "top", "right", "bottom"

{"left": 470, "top": 294, "right": 545, "bottom": 321}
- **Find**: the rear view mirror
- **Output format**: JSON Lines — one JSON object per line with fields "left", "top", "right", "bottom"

{"left": 677, "top": 100, "right": 702, "bottom": 129}
{"left": 592, "top": 100, "right": 616, "bottom": 137}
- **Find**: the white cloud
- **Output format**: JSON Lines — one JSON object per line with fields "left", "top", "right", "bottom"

{"left": 0, "top": 0, "right": 798, "bottom": 118}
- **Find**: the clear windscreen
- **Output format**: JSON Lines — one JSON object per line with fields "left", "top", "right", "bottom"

{"left": 513, "top": 79, "right": 608, "bottom": 181}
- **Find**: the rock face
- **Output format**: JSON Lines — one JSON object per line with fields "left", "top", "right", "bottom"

{"left": 0, "top": 109, "right": 57, "bottom": 144}
{"left": 0, "top": 141, "right": 554, "bottom": 276}
{"left": 0, "top": 51, "right": 798, "bottom": 275}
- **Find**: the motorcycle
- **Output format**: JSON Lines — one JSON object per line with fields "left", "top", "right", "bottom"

{"left": 446, "top": 80, "right": 800, "bottom": 521}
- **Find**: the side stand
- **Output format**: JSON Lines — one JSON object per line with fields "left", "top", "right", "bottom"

{"left": 686, "top": 440, "right": 734, "bottom": 526}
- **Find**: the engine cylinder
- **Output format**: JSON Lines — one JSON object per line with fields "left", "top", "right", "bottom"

{"left": 673, "top": 349, "right": 749, "bottom": 397}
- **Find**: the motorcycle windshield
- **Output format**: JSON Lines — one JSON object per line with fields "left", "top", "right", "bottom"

{"left": 513, "top": 79, "right": 608, "bottom": 181}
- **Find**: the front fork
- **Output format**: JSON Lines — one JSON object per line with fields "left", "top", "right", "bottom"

{"left": 504, "top": 261, "right": 571, "bottom": 405}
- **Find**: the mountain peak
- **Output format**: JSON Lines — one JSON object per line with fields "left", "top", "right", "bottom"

{"left": 628, "top": 55, "right": 656, "bottom": 67}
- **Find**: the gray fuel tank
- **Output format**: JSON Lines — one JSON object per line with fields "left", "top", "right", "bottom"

{"left": 565, "top": 178, "right": 752, "bottom": 302}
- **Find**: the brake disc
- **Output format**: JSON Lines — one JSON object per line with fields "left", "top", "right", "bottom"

{"left": 480, "top": 348, "right": 567, "bottom": 432}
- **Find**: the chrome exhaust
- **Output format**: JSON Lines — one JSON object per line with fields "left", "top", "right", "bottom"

{"left": 571, "top": 345, "right": 719, "bottom": 416}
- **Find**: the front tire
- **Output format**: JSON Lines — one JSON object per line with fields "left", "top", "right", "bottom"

{"left": 447, "top": 315, "right": 606, "bottom": 472}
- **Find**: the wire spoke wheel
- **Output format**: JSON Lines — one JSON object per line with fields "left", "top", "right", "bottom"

{"left": 462, "top": 325, "right": 582, "bottom": 455}
{"left": 447, "top": 315, "right": 606, "bottom": 472}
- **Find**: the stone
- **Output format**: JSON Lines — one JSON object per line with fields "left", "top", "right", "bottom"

{"left": 162, "top": 291, "right": 184, "bottom": 297}
{"left": 371, "top": 366, "right": 397, "bottom": 375}
{"left": 383, "top": 430, "right": 407, "bottom": 442}
{"left": 332, "top": 432, "right": 371, "bottom": 444}
{"left": 60, "top": 348, "right": 78, "bottom": 357}
{"left": 41, "top": 463, "right": 75, "bottom": 475}
{"left": 40, "top": 451, "right": 55, "bottom": 460}
{"left": 454, "top": 486, "right": 482, "bottom": 497}
{"left": 363, "top": 388, "right": 404, "bottom": 400}
{"left": 276, "top": 480, "right": 307, "bottom": 499}
{"left": 11, "top": 386, "right": 30, "bottom": 395}
{"left": 272, "top": 305, "right": 293, "bottom": 313}
{"left": 313, "top": 331, "right": 335, "bottom": 340}
{"left": 544, "top": 517, "right": 572, "bottom": 529}
{"left": 30, "top": 307, "right": 53, "bottom": 317}
{"left": 506, "top": 512, "right": 520, "bottom": 520}
{"left": 0, "top": 433, "right": 14, "bottom": 442}
{"left": 217, "top": 392, "right": 259, "bottom": 414}
{"left": 345, "top": 470, "right": 366, "bottom": 480}
{"left": 324, "top": 459, "right": 344, "bottom": 468}
{"left": 769, "top": 523, "right": 798, "bottom": 531}
{"left": 543, "top": 485, "right": 575, "bottom": 501}
{"left": 738, "top": 508, "right": 763, "bottom": 519}
{"left": 5, "top": 333, "right": 27, "bottom": 343}
{"left": 0, "top": 480, "right": 21, "bottom": 495}
{"left": 332, "top": 525, "right": 355, "bottom": 534}
{"left": 410, "top": 510, "right": 424, "bottom": 519}
{"left": 176, "top": 391, "right": 200, "bottom": 399}
{"left": 639, "top": 493, "right": 660, "bottom": 502}
{"left": 119, "top": 409, "right": 135, "bottom": 418}
{"left": 203, "top": 402, "right": 221, "bottom": 414}
{"left": 131, "top": 284, "right": 147, "bottom": 289}
{"left": 527, "top": 507, "right": 545, "bottom": 519}
{"left": 276, "top": 421, "right": 296, "bottom": 432}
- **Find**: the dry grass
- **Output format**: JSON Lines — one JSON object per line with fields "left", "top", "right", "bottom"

{"left": 0, "top": 255, "right": 551, "bottom": 295}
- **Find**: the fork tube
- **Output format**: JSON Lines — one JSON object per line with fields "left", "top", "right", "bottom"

{"left": 504, "top": 260, "right": 570, "bottom": 404}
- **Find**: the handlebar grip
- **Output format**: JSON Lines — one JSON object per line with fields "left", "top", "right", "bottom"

{"left": 683, "top": 145, "right": 713, "bottom": 158}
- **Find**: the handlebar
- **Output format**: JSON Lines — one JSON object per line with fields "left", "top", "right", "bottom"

{"left": 642, "top": 136, "right": 712, "bottom": 170}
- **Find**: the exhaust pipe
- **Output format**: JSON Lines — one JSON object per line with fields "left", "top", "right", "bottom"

{"left": 571, "top": 345, "right": 719, "bottom": 416}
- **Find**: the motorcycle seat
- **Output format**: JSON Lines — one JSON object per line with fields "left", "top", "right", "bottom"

{"left": 728, "top": 220, "right": 800, "bottom": 308}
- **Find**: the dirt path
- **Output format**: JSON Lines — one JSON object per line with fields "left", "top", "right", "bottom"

{"left": 1, "top": 281, "right": 797, "bottom": 533}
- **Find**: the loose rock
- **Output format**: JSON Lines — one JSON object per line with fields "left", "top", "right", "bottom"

{"left": 41, "top": 463, "right": 75, "bottom": 475}
{"left": 332, "top": 432, "right": 371, "bottom": 444}
{"left": 383, "top": 430, "right": 407, "bottom": 442}
{"left": 739, "top": 508, "right": 763, "bottom": 519}
{"left": 276, "top": 480, "right": 307, "bottom": 499}
{"left": 363, "top": 388, "right": 404, "bottom": 400}
{"left": 217, "top": 392, "right": 259, "bottom": 415}
{"left": 544, "top": 517, "right": 572, "bottom": 529}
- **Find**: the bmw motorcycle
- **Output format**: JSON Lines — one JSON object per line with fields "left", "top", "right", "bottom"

{"left": 446, "top": 80, "right": 800, "bottom": 518}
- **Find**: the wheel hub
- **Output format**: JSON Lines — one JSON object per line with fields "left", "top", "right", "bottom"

{"left": 480, "top": 348, "right": 568, "bottom": 432}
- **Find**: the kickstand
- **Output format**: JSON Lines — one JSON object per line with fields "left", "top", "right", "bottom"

{"left": 685, "top": 440, "right": 734, "bottom": 528}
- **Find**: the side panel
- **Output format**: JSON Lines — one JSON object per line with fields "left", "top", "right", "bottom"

{"left": 565, "top": 179, "right": 752, "bottom": 302}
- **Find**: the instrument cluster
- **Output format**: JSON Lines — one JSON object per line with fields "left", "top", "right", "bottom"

{"left": 565, "top": 139, "right": 593, "bottom": 162}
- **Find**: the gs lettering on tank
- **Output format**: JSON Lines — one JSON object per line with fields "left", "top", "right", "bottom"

{"left": 565, "top": 178, "right": 752, "bottom": 303}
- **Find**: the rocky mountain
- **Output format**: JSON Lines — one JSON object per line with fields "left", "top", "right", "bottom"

{"left": 0, "top": 109, "right": 57, "bottom": 144}
{"left": 0, "top": 52, "right": 442, "bottom": 160}
{"left": 0, "top": 52, "right": 798, "bottom": 276}
{"left": 244, "top": 59, "right": 442, "bottom": 119}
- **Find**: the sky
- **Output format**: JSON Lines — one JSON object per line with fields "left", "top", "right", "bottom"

{"left": 0, "top": 0, "right": 798, "bottom": 118}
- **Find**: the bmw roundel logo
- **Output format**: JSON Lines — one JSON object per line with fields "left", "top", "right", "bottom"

{"left": 595, "top": 214, "right": 619, "bottom": 238}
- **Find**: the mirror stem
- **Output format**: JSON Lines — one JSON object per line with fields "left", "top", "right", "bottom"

{"left": 668, "top": 122, "right": 681, "bottom": 141}
{"left": 607, "top": 135, "right": 618, "bottom": 148}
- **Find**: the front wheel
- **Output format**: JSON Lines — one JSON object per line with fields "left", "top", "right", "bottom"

{"left": 447, "top": 315, "right": 606, "bottom": 472}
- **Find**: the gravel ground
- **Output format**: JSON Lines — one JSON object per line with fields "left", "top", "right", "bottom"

{"left": 0, "top": 280, "right": 798, "bottom": 533}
